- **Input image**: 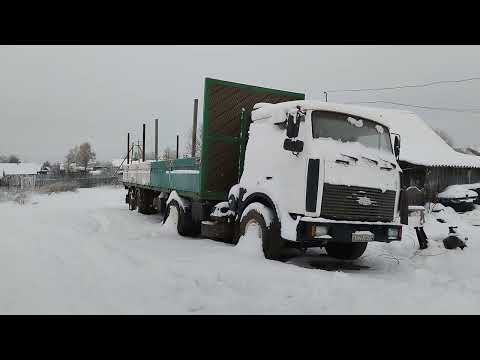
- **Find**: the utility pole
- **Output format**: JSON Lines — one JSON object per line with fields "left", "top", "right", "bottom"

{"left": 323, "top": 91, "right": 328, "bottom": 102}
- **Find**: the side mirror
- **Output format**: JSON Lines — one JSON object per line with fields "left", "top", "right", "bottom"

{"left": 284, "top": 139, "right": 304, "bottom": 153}
{"left": 394, "top": 135, "right": 400, "bottom": 159}
{"left": 286, "top": 114, "right": 299, "bottom": 138}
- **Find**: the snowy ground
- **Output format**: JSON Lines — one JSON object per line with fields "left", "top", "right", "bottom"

{"left": 2, "top": 186, "right": 480, "bottom": 314}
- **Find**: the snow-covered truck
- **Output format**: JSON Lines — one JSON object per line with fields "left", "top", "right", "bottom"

{"left": 123, "top": 78, "right": 404, "bottom": 260}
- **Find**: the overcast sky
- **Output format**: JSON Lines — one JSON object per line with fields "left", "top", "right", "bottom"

{"left": 1, "top": 45, "right": 480, "bottom": 163}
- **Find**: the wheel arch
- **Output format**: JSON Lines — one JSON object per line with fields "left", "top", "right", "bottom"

{"left": 239, "top": 192, "right": 279, "bottom": 222}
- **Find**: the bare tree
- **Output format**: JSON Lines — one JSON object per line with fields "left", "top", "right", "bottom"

{"left": 183, "top": 124, "right": 202, "bottom": 158}
{"left": 162, "top": 146, "right": 176, "bottom": 160}
{"left": 0, "top": 154, "right": 21, "bottom": 163}
{"left": 76, "top": 142, "right": 96, "bottom": 171}
{"left": 41, "top": 161, "right": 51, "bottom": 170}
{"left": 65, "top": 146, "right": 79, "bottom": 173}
{"left": 50, "top": 162, "right": 62, "bottom": 175}
{"left": 433, "top": 128, "right": 454, "bottom": 147}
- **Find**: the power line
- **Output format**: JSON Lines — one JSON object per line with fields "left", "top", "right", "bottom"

{"left": 345, "top": 100, "right": 480, "bottom": 114}
{"left": 326, "top": 76, "right": 480, "bottom": 93}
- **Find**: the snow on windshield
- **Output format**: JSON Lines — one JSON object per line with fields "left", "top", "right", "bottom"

{"left": 312, "top": 110, "right": 393, "bottom": 154}
{"left": 347, "top": 117, "right": 363, "bottom": 128}
{"left": 375, "top": 125, "right": 384, "bottom": 134}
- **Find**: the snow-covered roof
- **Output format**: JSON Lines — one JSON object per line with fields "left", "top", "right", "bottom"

{"left": 377, "top": 108, "right": 480, "bottom": 168}
{"left": 252, "top": 101, "right": 480, "bottom": 168}
{"left": 0, "top": 163, "right": 42, "bottom": 178}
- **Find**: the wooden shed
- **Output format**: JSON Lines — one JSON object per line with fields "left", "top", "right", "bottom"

{"left": 0, "top": 163, "right": 42, "bottom": 189}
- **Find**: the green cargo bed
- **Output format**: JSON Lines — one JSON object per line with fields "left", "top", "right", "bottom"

{"left": 150, "top": 157, "right": 200, "bottom": 198}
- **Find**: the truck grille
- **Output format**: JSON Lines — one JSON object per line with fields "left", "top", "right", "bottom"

{"left": 320, "top": 183, "right": 396, "bottom": 222}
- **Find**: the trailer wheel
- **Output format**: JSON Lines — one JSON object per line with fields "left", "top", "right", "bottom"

{"left": 239, "top": 203, "right": 284, "bottom": 260}
{"left": 325, "top": 242, "right": 368, "bottom": 260}
{"left": 137, "top": 189, "right": 156, "bottom": 214}
{"left": 128, "top": 188, "right": 137, "bottom": 211}
{"left": 164, "top": 200, "right": 195, "bottom": 236}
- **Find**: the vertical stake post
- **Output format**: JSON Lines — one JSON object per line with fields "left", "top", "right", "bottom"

{"left": 192, "top": 98, "right": 198, "bottom": 157}
{"left": 127, "top": 132, "right": 130, "bottom": 164}
{"left": 176, "top": 135, "right": 179, "bottom": 159}
{"left": 142, "top": 124, "right": 146, "bottom": 162}
{"left": 155, "top": 118, "right": 158, "bottom": 161}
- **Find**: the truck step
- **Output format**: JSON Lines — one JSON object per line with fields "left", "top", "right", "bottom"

{"left": 201, "top": 220, "right": 234, "bottom": 243}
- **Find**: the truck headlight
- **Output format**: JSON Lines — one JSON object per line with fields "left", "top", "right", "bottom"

{"left": 388, "top": 227, "right": 401, "bottom": 239}
{"left": 311, "top": 225, "right": 329, "bottom": 238}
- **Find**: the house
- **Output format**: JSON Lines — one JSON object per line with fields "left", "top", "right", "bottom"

{"left": 66, "top": 162, "right": 95, "bottom": 173}
{"left": 376, "top": 108, "right": 480, "bottom": 203}
{"left": 0, "top": 163, "right": 42, "bottom": 189}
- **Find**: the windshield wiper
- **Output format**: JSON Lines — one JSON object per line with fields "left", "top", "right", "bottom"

{"left": 361, "top": 156, "right": 378, "bottom": 165}
{"left": 379, "top": 157, "right": 397, "bottom": 169}
{"left": 340, "top": 153, "right": 358, "bottom": 162}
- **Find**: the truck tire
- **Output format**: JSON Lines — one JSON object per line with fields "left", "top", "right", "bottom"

{"left": 128, "top": 188, "right": 137, "bottom": 211}
{"left": 325, "top": 242, "right": 368, "bottom": 260}
{"left": 239, "top": 203, "right": 284, "bottom": 260}
{"left": 137, "top": 189, "right": 156, "bottom": 214}
{"left": 164, "top": 200, "right": 195, "bottom": 236}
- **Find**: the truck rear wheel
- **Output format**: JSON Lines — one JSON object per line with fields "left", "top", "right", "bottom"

{"left": 137, "top": 189, "right": 156, "bottom": 214}
{"left": 128, "top": 188, "right": 137, "bottom": 211}
{"left": 239, "top": 203, "right": 284, "bottom": 260}
{"left": 325, "top": 242, "right": 367, "bottom": 260}
{"left": 165, "top": 200, "right": 196, "bottom": 236}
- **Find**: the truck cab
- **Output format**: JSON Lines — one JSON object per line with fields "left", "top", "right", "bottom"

{"left": 233, "top": 100, "right": 403, "bottom": 259}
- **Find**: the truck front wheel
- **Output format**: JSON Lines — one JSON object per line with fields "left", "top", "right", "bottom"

{"left": 325, "top": 242, "right": 367, "bottom": 260}
{"left": 239, "top": 203, "right": 284, "bottom": 261}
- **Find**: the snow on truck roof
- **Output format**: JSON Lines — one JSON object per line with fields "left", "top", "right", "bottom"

{"left": 252, "top": 101, "right": 480, "bottom": 169}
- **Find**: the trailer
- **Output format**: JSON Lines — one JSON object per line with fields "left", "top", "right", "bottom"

{"left": 123, "top": 77, "right": 404, "bottom": 261}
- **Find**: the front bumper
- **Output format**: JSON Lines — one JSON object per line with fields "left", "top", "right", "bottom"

{"left": 294, "top": 219, "right": 402, "bottom": 247}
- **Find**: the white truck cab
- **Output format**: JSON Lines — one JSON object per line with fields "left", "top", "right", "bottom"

{"left": 234, "top": 100, "right": 403, "bottom": 260}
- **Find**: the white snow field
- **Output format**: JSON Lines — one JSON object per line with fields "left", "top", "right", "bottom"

{"left": 2, "top": 186, "right": 480, "bottom": 314}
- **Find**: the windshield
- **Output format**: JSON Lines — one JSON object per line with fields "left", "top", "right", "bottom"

{"left": 311, "top": 110, "right": 393, "bottom": 154}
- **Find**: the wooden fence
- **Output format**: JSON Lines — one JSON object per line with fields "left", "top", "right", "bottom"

{"left": 34, "top": 174, "right": 121, "bottom": 189}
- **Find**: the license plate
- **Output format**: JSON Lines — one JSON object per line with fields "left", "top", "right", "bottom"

{"left": 352, "top": 232, "right": 374, "bottom": 242}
